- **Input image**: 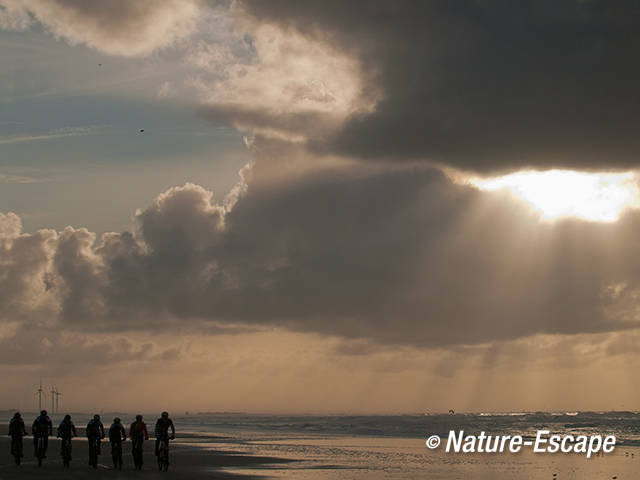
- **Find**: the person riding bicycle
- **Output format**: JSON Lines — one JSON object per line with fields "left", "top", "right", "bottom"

{"left": 86, "top": 414, "right": 105, "bottom": 453}
{"left": 109, "top": 417, "right": 127, "bottom": 469}
{"left": 9, "top": 412, "right": 27, "bottom": 463}
{"left": 32, "top": 410, "right": 52, "bottom": 458}
{"left": 129, "top": 415, "right": 149, "bottom": 470}
{"left": 57, "top": 414, "right": 76, "bottom": 466}
{"left": 109, "top": 417, "right": 127, "bottom": 445}
{"left": 130, "top": 415, "right": 149, "bottom": 441}
{"left": 154, "top": 411, "right": 175, "bottom": 456}
{"left": 57, "top": 415, "right": 77, "bottom": 439}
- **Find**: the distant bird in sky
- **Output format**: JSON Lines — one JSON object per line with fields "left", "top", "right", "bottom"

{"left": 139, "top": 129, "right": 145, "bottom": 133}
{"left": 98, "top": 63, "right": 102, "bottom": 66}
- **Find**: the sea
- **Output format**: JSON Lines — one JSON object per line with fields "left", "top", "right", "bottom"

{"left": 174, "top": 411, "right": 640, "bottom": 479}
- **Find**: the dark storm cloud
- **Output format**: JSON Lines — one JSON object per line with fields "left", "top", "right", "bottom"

{"left": 238, "top": 0, "right": 640, "bottom": 172}
{"left": 4, "top": 165, "right": 640, "bottom": 347}
{"left": 197, "top": 167, "right": 638, "bottom": 345}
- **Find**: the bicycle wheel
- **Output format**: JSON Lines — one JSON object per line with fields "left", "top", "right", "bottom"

{"left": 157, "top": 440, "right": 164, "bottom": 471}
{"left": 112, "top": 442, "right": 122, "bottom": 469}
{"left": 37, "top": 437, "right": 45, "bottom": 467}
{"left": 132, "top": 439, "right": 143, "bottom": 470}
{"left": 12, "top": 439, "right": 22, "bottom": 465}
{"left": 89, "top": 441, "right": 97, "bottom": 468}
{"left": 62, "top": 439, "right": 71, "bottom": 467}
{"left": 164, "top": 442, "right": 170, "bottom": 471}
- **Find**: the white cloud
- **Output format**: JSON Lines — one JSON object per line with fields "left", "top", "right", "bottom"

{"left": 0, "top": 0, "right": 201, "bottom": 56}
{"left": 0, "top": 172, "right": 48, "bottom": 184}
{"left": 0, "top": 126, "right": 103, "bottom": 145}
{"left": 0, "top": 0, "right": 33, "bottom": 29}
{"left": 187, "top": 8, "right": 377, "bottom": 142}
{"left": 156, "top": 81, "right": 171, "bottom": 98}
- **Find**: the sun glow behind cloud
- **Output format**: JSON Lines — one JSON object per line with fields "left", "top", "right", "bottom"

{"left": 469, "top": 170, "right": 640, "bottom": 222}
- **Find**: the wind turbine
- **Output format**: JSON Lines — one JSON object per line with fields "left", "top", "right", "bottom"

{"left": 50, "top": 385, "right": 55, "bottom": 414}
{"left": 35, "top": 379, "right": 44, "bottom": 411}
{"left": 54, "top": 387, "right": 62, "bottom": 413}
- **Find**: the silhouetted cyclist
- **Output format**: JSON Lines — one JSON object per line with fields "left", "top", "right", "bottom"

{"left": 154, "top": 411, "right": 175, "bottom": 456}
{"left": 32, "top": 410, "right": 52, "bottom": 462}
{"left": 9, "top": 412, "right": 27, "bottom": 465}
{"left": 155, "top": 411, "right": 175, "bottom": 471}
{"left": 57, "top": 414, "right": 76, "bottom": 467}
{"left": 109, "top": 417, "right": 127, "bottom": 470}
{"left": 129, "top": 415, "right": 149, "bottom": 470}
{"left": 86, "top": 414, "right": 105, "bottom": 468}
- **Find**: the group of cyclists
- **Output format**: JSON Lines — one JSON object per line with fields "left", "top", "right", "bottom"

{"left": 8, "top": 410, "right": 175, "bottom": 471}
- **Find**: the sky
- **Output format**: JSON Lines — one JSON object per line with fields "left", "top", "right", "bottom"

{"left": 2, "top": 0, "right": 640, "bottom": 414}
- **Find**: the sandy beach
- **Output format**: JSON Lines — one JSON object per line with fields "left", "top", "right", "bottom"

{"left": 0, "top": 424, "right": 292, "bottom": 479}
{"left": 2, "top": 412, "right": 640, "bottom": 479}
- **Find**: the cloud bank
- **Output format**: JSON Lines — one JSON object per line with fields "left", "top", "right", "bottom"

{"left": 3, "top": 162, "right": 640, "bottom": 350}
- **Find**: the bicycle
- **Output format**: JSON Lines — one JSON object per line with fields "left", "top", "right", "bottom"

{"left": 35, "top": 435, "right": 46, "bottom": 467}
{"left": 10, "top": 437, "right": 23, "bottom": 465}
{"left": 88, "top": 436, "right": 100, "bottom": 469}
{"left": 111, "top": 441, "right": 123, "bottom": 470}
{"left": 61, "top": 437, "right": 72, "bottom": 468}
{"left": 157, "top": 436, "right": 170, "bottom": 472}
{"left": 132, "top": 437, "right": 144, "bottom": 470}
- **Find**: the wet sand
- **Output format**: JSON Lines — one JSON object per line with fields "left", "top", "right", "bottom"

{"left": 0, "top": 425, "right": 293, "bottom": 479}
